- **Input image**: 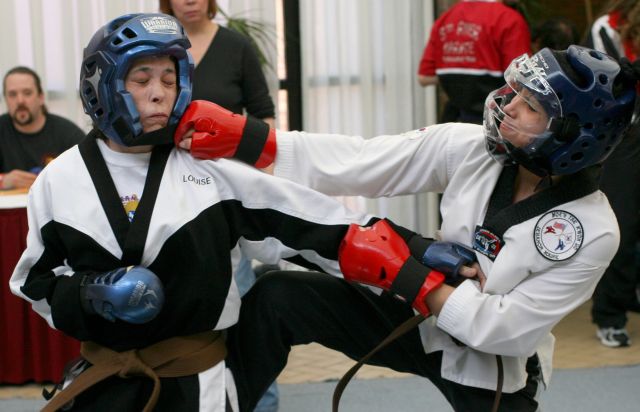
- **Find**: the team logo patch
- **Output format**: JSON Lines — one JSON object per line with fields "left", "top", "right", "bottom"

{"left": 473, "top": 225, "right": 503, "bottom": 261}
{"left": 533, "top": 210, "right": 583, "bottom": 261}
{"left": 141, "top": 16, "right": 179, "bottom": 34}
{"left": 121, "top": 194, "right": 140, "bottom": 222}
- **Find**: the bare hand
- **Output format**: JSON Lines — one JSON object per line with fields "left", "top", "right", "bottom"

{"left": 178, "top": 138, "right": 192, "bottom": 150}
{"left": 1, "top": 169, "right": 37, "bottom": 189}
{"left": 458, "top": 262, "right": 486, "bottom": 290}
{"left": 176, "top": 127, "right": 194, "bottom": 150}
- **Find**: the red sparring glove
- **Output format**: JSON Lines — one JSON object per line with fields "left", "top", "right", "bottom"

{"left": 174, "top": 100, "right": 277, "bottom": 168}
{"left": 339, "top": 220, "right": 445, "bottom": 317}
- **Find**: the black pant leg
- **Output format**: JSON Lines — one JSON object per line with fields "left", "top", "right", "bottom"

{"left": 592, "top": 125, "right": 640, "bottom": 328}
{"left": 226, "top": 270, "right": 539, "bottom": 412}
{"left": 226, "top": 270, "right": 435, "bottom": 411}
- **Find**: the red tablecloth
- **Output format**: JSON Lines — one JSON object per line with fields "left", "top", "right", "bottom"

{"left": 0, "top": 207, "right": 80, "bottom": 383}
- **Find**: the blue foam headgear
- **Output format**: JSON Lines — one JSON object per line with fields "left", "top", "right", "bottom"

{"left": 484, "top": 46, "right": 637, "bottom": 176}
{"left": 80, "top": 13, "right": 193, "bottom": 146}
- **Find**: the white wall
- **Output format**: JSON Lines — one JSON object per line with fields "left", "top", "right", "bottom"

{"left": 299, "top": 0, "right": 439, "bottom": 234}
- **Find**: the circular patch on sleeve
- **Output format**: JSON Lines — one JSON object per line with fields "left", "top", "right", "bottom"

{"left": 533, "top": 210, "right": 584, "bottom": 261}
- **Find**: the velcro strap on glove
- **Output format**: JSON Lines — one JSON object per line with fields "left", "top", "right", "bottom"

{"left": 389, "top": 256, "right": 432, "bottom": 304}
{"left": 235, "top": 116, "right": 271, "bottom": 165}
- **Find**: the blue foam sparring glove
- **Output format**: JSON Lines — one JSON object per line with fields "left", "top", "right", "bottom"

{"left": 421, "top": 242, "right": 477, "bottom": 286}
{"left": 80, "top": 266, "right": 164, "bottom": 324}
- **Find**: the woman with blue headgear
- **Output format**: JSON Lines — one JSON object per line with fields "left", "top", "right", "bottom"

{"left": 174, "top": 46, "right": 640, "bottom": 410}
{"left": 10, "top": 13, "right": 471, "bottom": 412}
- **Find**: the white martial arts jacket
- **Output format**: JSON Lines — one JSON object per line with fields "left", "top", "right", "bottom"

{"left": 10, "top": 135, "right": 371, "bottom": 411}
{"left": 273, "top": 122, "right": 619, "bottom": 393}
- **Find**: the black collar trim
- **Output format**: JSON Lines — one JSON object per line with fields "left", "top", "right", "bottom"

{"left": 78, "top": 131, "right": 172, "bottom": 265}
{"left": 482, "top": 165, "right": 600, "bottom": 239}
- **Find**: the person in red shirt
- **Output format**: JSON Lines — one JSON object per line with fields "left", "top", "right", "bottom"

{"left": 417, "top": 0, "right": 531, "bottom": 124}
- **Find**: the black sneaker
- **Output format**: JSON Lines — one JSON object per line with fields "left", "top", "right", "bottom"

{"left": 596, "top": 327, "right": 631, "bottom": 347}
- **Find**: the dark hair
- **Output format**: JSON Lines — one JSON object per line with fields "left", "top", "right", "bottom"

{"left": 3, "top": 66, "right": 48, "bottom": 115}
{"left": 159, "top": 0, "right": 217, "bottom": 20}
{"left": 533, "top": 18, "right": 580, "bottom": 51}
{"left": 3, "top": 66, "right": 45, "bottom": 96}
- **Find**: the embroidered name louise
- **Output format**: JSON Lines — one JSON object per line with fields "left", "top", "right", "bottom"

{"left": 182, "top": 174, "right": 212, "bottom": 185}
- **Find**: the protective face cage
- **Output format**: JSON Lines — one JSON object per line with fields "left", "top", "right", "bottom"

{"left": 80, "top": 13, "right": 194, "bottom": 146}
{"left": 483, "top": 46, "right": 636, "bottom": 176}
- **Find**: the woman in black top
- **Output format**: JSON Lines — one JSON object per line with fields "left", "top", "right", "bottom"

{"left": 159, "top": 0, "right": 275, "bottom": 126}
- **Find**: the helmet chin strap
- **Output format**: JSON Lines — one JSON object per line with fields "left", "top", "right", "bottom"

{"left": 114, "top": 116, "right": 177, "bottom": 146}
{"left": 109, "top": 115, "right": 177, "bottom": 147}
{"left": 503, "top": 140, "right": 550, "bottom": 178}
{"left": 502, "top": 144, "right": 555, "bottom": 191}
{"left": 123, "top": 125, "right": 177, "bottom": 146}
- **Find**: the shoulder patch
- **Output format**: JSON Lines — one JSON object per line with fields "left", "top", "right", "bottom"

{"left": 473, "top": 225, "right": 503, "bottom": 261}
{"left": 533, "top": 210, "right": 584, "bottom": 261}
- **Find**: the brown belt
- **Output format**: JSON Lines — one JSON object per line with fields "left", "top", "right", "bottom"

{"left": 42, "top": 330, "right": 227, "bottom": 412}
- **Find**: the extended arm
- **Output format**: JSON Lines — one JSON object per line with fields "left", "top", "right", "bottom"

{"left": 212, "top": 159, "right": 476, "bottom": 308}
{"left": 174, "top": 100, "right": 470, "bottom": 197}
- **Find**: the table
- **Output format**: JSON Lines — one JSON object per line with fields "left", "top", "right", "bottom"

{"left": 1, "top": 189, "right": 80, "bottom": 384}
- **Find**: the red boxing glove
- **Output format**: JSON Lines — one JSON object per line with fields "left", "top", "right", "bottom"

{"left": 339, "top": 220, "right": 445, "bottom": 317}
{"left": 174, "top": 100, "right": 277, "bottom": 168}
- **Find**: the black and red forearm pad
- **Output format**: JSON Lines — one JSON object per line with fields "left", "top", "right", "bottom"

{"left": 339, "top": 220, "right": 444, "bottom": 317}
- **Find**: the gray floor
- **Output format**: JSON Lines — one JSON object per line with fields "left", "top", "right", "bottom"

{"left": 279, "top": 365, "right": 640, "bottom": 411}
{"left": 3, "top": 365, "right": 640, "bottom": 411}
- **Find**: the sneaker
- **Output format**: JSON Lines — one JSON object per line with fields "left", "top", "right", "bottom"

{"left": 596, "top": 327, "right": 631, "bottom": 347}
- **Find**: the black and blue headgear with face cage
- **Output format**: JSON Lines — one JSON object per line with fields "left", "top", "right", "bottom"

{"left": 484, "top": 46, "right": 636, "bottom": 176}
{"left": 80, "top": 13, "right": 193, "bottom": 146}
